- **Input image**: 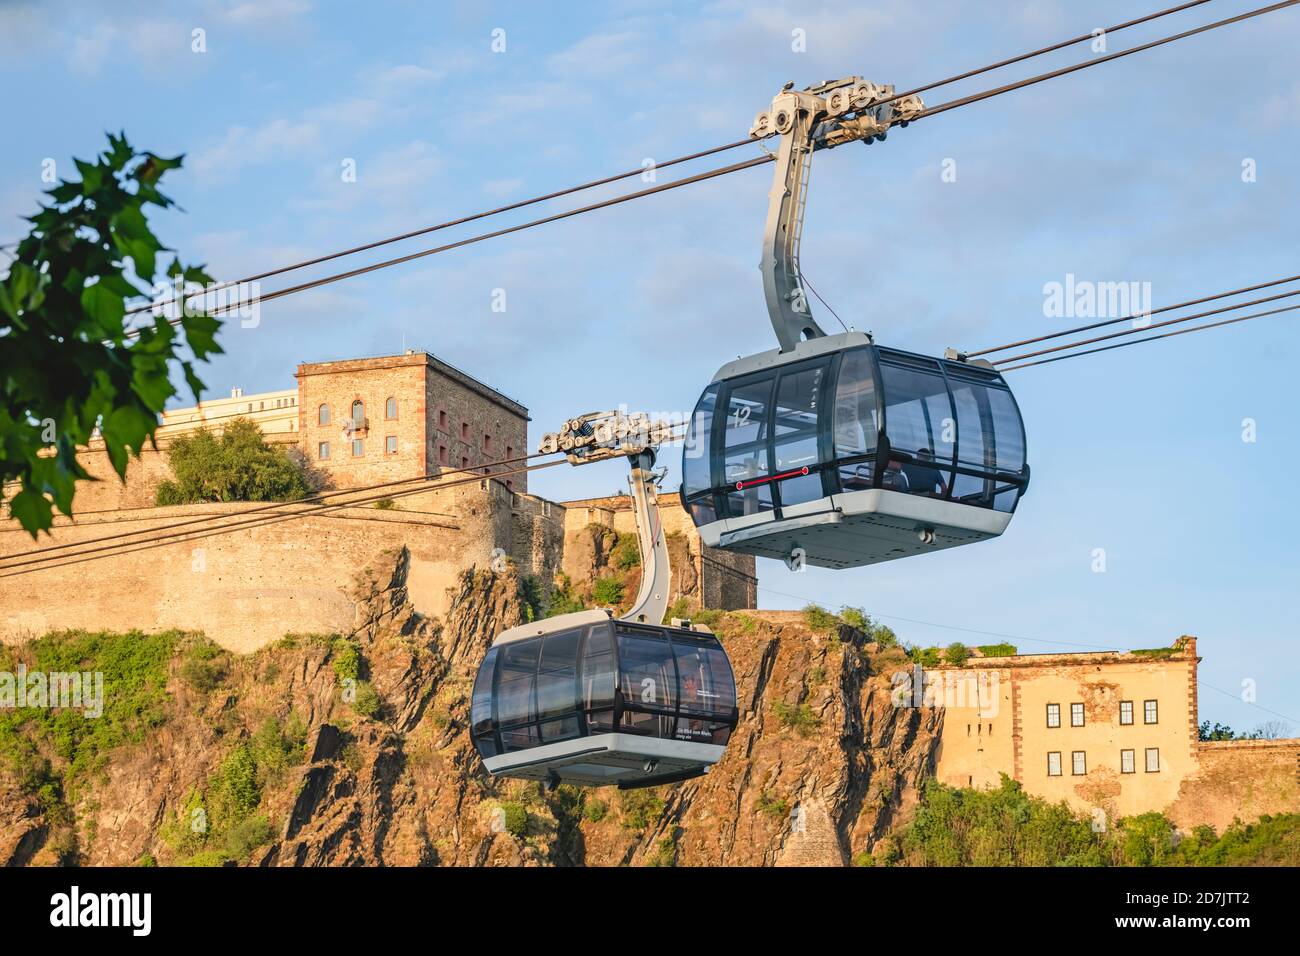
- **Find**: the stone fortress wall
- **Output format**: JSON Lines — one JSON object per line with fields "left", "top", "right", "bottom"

{"left": 1, "top": 350, "right": 755, "bottom": 651}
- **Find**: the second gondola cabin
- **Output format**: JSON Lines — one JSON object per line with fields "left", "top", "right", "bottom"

{"left": 472, "top": 610, "right": 738, "bottom": 789}
{"left": 681, "top": 331, "right": 1030, "bottom": 569}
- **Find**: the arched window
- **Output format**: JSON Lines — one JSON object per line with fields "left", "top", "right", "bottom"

{"left": 385, "top": 397, "right": 397, "bottom": 420}
{"left": 351, "top": 400, "right": 365, "bottom": 425}
{"left": 318, "top": 404, "right": 330, "bottom": 426}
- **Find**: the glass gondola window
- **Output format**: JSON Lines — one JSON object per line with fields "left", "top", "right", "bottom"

{"left": 672, "top": 636, "right": 738, "bottom": 744}
{"left": 536, "top": 628, "right": 581, "bottom": 743}
{"left": 683, "top": 384, "right": 719, "bottom": 524}
{"left": 833, "top": 348, "right": 879, "bottom": 491}
{"left": 497, "top": 639, "right": 541, "bottom": 752}
{"left": 471, "top": 646, "right": 500, "bottom": 757}
{"left": 772, "top": 362, "right": 827, "bottom": 507}
{"left": 723, "top": 377, "right": 774, "bottom": 517}
{"left": 879, "top": 360, "right": 956, "bottom": 498}
{"left": 582, "top": 625, "right": 617, "bottom": 733}
{"left": 617, "top": 627, "right": 677, "bottom": 738}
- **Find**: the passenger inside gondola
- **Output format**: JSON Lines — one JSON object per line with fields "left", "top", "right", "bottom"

{"left": 902, "top": 447, "right": 949, "bottom": 497}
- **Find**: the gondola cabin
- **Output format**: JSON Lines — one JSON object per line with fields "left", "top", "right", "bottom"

{"left": 471, "top": 610, "right": 738, "bottom": 789}
{"left": 681, "top": 331, "right": 1030, "bottom": 570}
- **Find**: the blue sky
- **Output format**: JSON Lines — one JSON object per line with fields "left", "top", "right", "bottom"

{"left": 3, "top": 0, "right": 1298, "bottom": 731}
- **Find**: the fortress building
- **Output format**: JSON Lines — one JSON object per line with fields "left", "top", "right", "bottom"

{"left": 1, "top": 350, "right": 756, "bottom": 650}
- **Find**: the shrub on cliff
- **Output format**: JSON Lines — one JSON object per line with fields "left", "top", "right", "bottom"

{"left": 619, "top": 789, "right": 664, "bottom": 830}
{"left": 944, "top": 643, "right": 970, "bottom": 666}
{"left": 611, "top": 532, "right": 641, "bottom": 570}
{"left": 0, "top": 629, "right": 176, "bottom": 814}
{"left": 773, "top": 700, "right": 820, "bottom": 737}
{"left": 801, "top": 604, "right": 840, "bottom": 633}
{"left": 592, "top": 577, "right": 624, "bottom": 607}
{"left": 155, "top": 417, "right": 313, "bottom": 505}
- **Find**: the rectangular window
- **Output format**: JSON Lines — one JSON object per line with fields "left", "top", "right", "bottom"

{"left": 1070, "top": 702, "right": 1085, "bottom": 727}
{"left": 351, "top": 439, "right": 364, "bottom": 457}
{"left": 506, "top": 446, "right": 513, "bottom": 459}
{"left": 484, "top": 434, "right": 493, "bottom": 453}
{"left": 461, "top": 456, "right": 469, "bottom": 469}
{"left": 1071, "top": 751, "right": 1086, "bottom": 776}
{"left": 772, "top": 361, "right": 829, "bottom": 508}
{"left": 722, "top": 375, "right": 775, "bottom": 518}
{"left": 318, "top": 441, "right": 330, "bottom": 460}
{"left": 1121, "top": 749, "right": 1136, "bottom": 774}
{"left": 439, "top": 410, "right": 448, "bottom": 430}
{"left": 1120, "top": 700, "right": 1134, "bottom": 725}
{"left": 1144, "top": 700, "right": 1158, "bottom": 724}
{"left": 1145, "top": 748, "right": 1160, "bottom": 773}
{"left": 438, "top": 445, "right": 448, "bottom": 466}
{"left": 386, "top": 435, "right": 398, "bottom": 455}
{"left": 1046, "top": 703, "right": 1060, "bottom": 728}
{"left": 461, "top": 422, "right": 470, "bottom": 440}
{"left": 1047, "top": 752, "right": 1061, "bottom": 777}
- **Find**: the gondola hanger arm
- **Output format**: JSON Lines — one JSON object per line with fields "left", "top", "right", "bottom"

{"left": 750, "top": 77, "right": 924, "bottom": 353}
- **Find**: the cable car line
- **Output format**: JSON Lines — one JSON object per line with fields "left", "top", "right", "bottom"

{"left": 969, "top": 272, "right": 1300, "bottom": 357}
{"left": 907, "top": 0, "right": 1300, "bottom": 125}
{"left": 189, "top": 156, "right": 775, "bottom": 322}
{"left": 869, "top": 0, "right": 1219, "bottom": 113}
{"left": 114, "top": 1, "right": 1270, "bottom": 333}
{"left": 122, "top": 139, "right": 757, "bottom": 327}
{"left": 992, "top": 286, "right": 1300, "bottom": 366}
{"left": 999, "top": 301, "right": 1300, "bottom": 371}
{"left": 0, "top": 455, "right": 574, "bottom": 580}
{"left": 0, "top": 426, "right": 690, "bottom": 576}
{"left": 0, "top": 449, "right": 557, "bottom": 567}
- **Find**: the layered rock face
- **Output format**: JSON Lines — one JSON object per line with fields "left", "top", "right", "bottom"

{"left": 0, "top": 549, "right": 940, "bottom": 867}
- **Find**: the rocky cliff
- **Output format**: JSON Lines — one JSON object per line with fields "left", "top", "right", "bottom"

{"left": 0, "top": 547, "right": 941, "bottom": 867}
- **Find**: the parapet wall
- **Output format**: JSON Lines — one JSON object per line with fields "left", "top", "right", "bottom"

{"left": 1168, "top": 738, "right": 1300, "bottom": 831}
{"left": 2, "top": 480, "right": 754, "bottom": 653}
{"left": 0, "top": 486, "right": 501, "bottom": 654}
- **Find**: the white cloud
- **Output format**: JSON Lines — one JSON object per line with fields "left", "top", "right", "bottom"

{"left": 219, "top": 0, "right": 312, "bottom": 27}
{"left": 293, "top": 140, "right": 444, "bottom": 215}
{"left": 482, "top": 177, "right": 524, "bottom": 198}
{"left": 190, "top": 118, "right": 322, "bottom": 184}
{"left": 548, "top": 30, "right": 646, "bottom": 77}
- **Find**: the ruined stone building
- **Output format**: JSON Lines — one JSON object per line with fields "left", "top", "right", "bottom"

{"left": 928, "top": 636, "right": 1298, "bottom": 829}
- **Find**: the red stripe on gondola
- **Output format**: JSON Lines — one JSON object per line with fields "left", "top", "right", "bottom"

{"left": 735, "top": 466, "right": 810, "bottom": 491}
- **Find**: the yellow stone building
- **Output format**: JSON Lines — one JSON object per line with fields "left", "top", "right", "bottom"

{"left": 929, "top": 636, "right": 1299, "bottom": 829}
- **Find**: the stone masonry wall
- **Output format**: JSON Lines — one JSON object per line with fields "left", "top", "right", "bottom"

{"left": 1167, "top": 739, "right": 1300, "bottom": 831}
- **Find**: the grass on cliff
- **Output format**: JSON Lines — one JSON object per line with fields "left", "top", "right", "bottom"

{"left": 891, "top": 776, "right": 1300, "bottom": 867}
{"left": 0, "top": 629, "right": 178, "bottom": 812}
{"left": 163, "top": 714, "right": 306, "bottom": 865}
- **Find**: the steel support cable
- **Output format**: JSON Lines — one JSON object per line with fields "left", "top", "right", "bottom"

{"left": 999, "top": 301, "right": 1300, "bottom": 371}
{"left": 120, "top": 2, "right": 1238, "bottom": 332}
{"left": 969, "top": 273, "right": 1300, "bottom": 357}
{"left": 111, "top": 1, "right": 1289, "bottom": 332}
{"left": 872, "top": 0, "right": 1218, "bottom": 111}
{"left": 1, "top": 427, "right": 691, "bottom": 573}
{"left": 123, "top": 138, "right": 755, "bottom": 324}
{"left": 188, "top": 2, "right": 1296, "bottom": 324}
{"left": 908, "top": 0, "right": 1300, "bottom": 125}
{"left": 186, "top": 157, "right": 775, "bottom": 322}
{"left": 0, "top": 457, "right": 566, "bottom": 579}
{"left": 993, "top": 286, "right": 1300, "bottom": 365}
{"left": 0, "top": 450, "right": 553, "bottom": 566}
